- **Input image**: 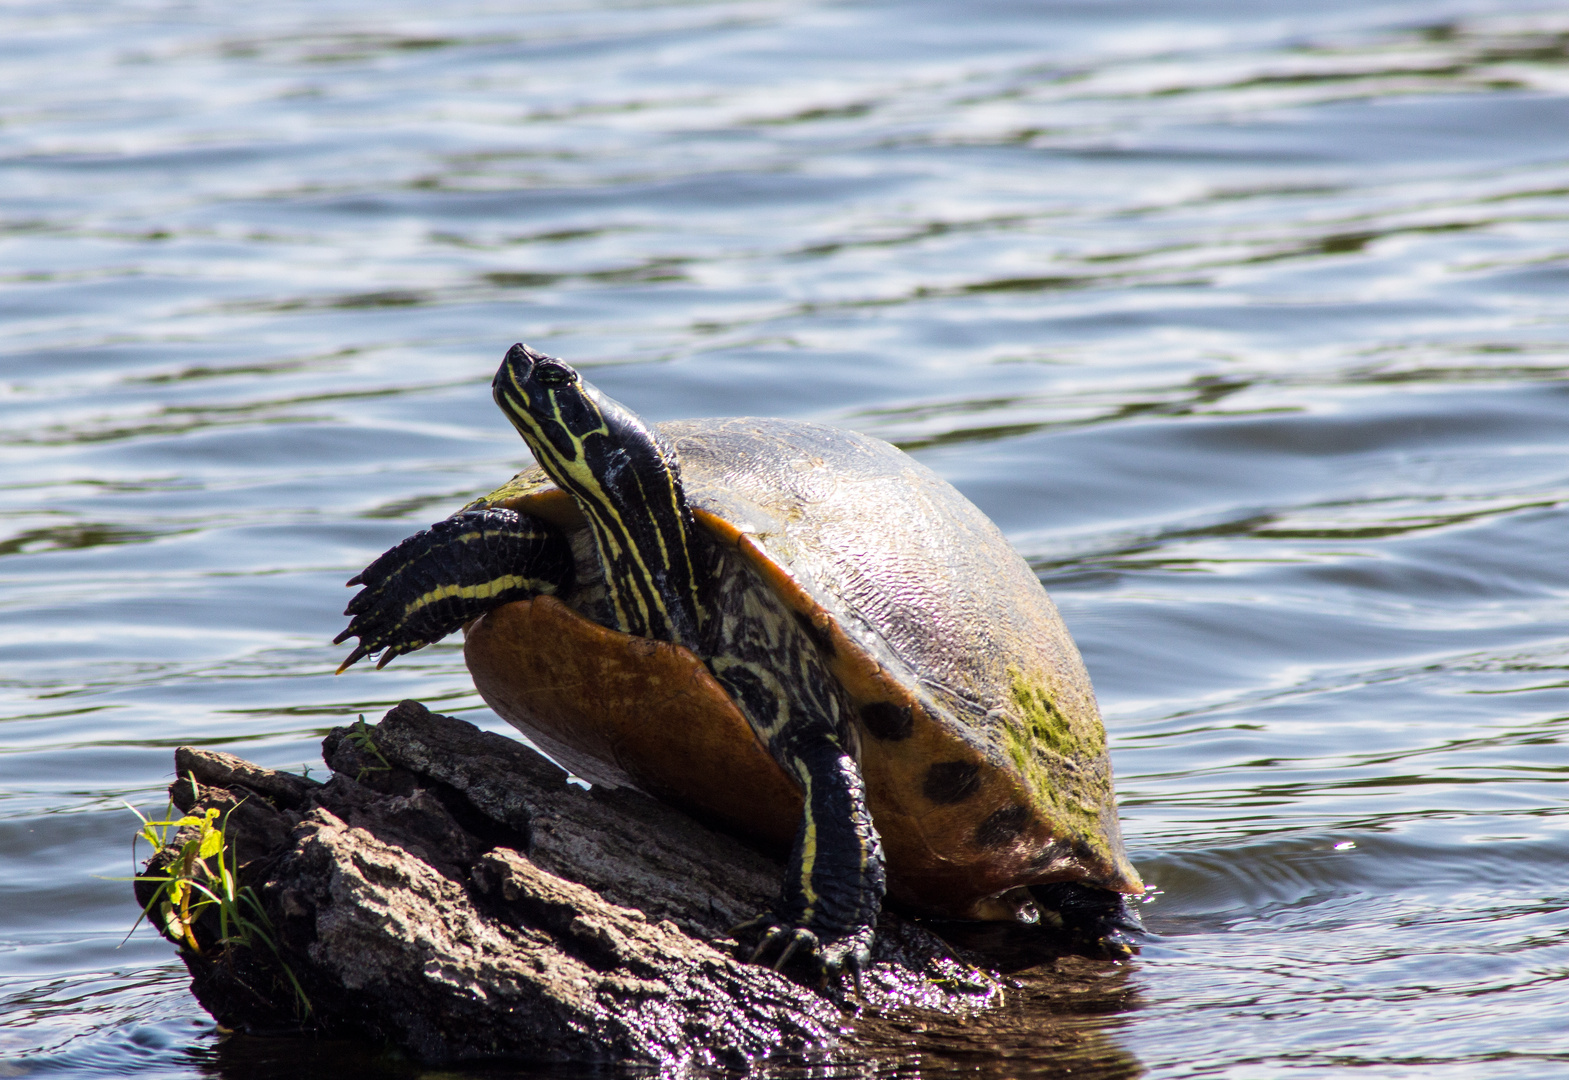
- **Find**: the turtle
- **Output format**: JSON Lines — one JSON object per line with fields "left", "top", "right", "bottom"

{"left": 335, "top": 343, "right": 1144, "bottom": 978}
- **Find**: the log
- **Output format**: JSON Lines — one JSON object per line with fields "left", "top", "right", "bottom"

{"left": 137, "top": 700, "right": 1147, "bottom": 1070}
{"left": 138, "top": 701, "right": 1016, "bottom": 1067}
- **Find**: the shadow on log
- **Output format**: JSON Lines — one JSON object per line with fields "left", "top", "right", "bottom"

{"left": 135, "top": 701, "right": 1138, "bottom": 1071}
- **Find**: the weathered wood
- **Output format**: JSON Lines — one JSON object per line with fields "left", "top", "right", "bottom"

{"left": 144, "top": 701, "right": 1003, "bottom": 1067}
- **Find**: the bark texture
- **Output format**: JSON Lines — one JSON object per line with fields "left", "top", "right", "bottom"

{"left": 139, "top": 700, "right": 1000, "bottom": 1068}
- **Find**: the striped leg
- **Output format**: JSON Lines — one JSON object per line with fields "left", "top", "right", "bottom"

{"left": 335, "top": 508, "right": 573, "bottom": 671}
{"left": 704, "top": 583, "right": 886, "bottom": 981}
{"left": 747, "top": 733, "right": 885, "bottom": 979}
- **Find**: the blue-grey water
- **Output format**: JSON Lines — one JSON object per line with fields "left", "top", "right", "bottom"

{"left": 3, "top": 1, "right": 1568, "bottom": 1076}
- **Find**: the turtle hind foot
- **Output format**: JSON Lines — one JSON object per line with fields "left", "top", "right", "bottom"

{"left": 728, "top": 913, "right": 872, "bottom": 986}
{"left": 1031, "top": 882, "right": 1146, "bottom": 960}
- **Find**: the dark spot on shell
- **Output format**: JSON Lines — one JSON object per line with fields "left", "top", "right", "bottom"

{"left": 974, "top": 805, "right": 1031, "bottom": 850}
{"left": 922, "top": 761, "right": 981, "bottom": 804}
{"left": 1027, "top": 843, "right": 1066, "bottom": 872}
{"left": 859, "top": 701, "right": 913, "bottom": 741}
{"left": 791, "top": 609, "right": 836, "bottom": 655}
{"left": 1072, "top": 838, "right": 1097, "bottom": 862}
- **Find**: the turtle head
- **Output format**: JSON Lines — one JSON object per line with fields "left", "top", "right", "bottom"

{"left": 492, "top": 343, "right": 705, "bottom": 647}
{"left": 491, "top": 344, "right": 603, "bottom": 463}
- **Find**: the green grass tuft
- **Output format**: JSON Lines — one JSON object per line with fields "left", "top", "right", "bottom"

{"left": 124, "top": 790, "right": 311, "bottom": 1016}
{"left": 347, "top": 713, "right": 392, "bottom": 780}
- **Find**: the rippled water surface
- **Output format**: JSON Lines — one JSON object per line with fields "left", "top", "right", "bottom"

{"left": 4, "top": 0, "right": 1568, "bottom": 1076}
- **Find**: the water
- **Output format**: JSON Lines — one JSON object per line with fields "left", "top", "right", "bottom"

{"left": 3, "top": 0, "right": 1568, "bottom": 1075}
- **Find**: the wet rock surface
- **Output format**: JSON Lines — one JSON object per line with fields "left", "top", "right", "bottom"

{"left": 138, "top": 701, "right": 1020, "bottom": 1067}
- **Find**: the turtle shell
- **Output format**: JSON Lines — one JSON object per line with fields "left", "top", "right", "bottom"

{"left": 464, "top": 418, "right": 1142, "bottom": 920}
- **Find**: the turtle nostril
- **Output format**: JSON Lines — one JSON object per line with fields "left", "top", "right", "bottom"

{"left": 500, "top": 342, "right": 536, "bottom": 385}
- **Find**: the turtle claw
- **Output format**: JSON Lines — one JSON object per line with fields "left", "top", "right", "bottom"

{"left": 726, "top": 913, "right": 774, "bottom": 940}
{"left": 749, "top": 925, "right": 818, "bottom": 970}
{"left": 334, "top": 643, "right": 371, "bottom": 675}
{"left": 773, "top": 934, "right": 808, "bottom": 971}
{"left": 733, "top": 914, "right": 872, "bottom": 985}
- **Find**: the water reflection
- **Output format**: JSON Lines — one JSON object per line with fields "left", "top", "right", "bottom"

{"left": 844, "top": 959, "right": 1142, "bottom": 1080}
{"left": 178, "top": 961, "right": 1142, "bottom": 1080}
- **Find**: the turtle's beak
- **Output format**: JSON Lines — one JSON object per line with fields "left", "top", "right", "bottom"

{"left": 494, "top": 342, "right": 538, "bottom": 407}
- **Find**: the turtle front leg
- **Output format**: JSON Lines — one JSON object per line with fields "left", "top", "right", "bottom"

{"left": 335, "top": 508, "right": 573, "bottom": 671}
{"left": 742, "top": 734, "right": 887, "bottom": 980}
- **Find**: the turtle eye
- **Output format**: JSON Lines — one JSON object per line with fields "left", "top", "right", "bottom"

{"left": 535, "top": 363, "right": 577, "bottom": 388}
